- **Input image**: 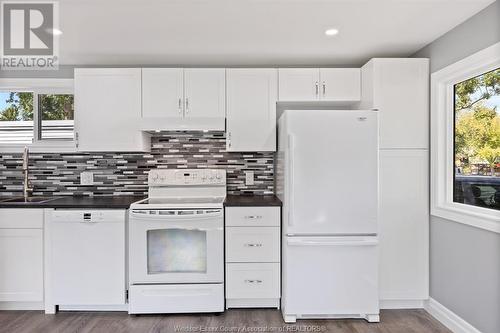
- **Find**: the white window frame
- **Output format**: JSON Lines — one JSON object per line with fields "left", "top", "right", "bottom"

{"left": 431, "top": 42, "right": 500, "bottom": 234}
{"left": 0, "top": 78, "right": 75, "bottom": 153}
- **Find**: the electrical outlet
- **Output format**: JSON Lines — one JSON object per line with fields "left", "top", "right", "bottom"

{"left": 245, "top": 171, "right": 254, "bottom": 186}
{"left": 80, "top": 171, "right": 94, "bottom": 185}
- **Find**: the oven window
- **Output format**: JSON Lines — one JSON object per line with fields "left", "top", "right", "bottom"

{"left": 147, "top": 229, "right": 207, "bottom": 274}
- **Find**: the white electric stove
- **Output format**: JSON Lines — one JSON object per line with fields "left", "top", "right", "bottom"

{"left": 128, "top": 169, "right": 226, "bottom": 314}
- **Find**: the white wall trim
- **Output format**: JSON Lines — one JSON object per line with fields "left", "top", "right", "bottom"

{"left": 379, "top": 299, "right": 425, "bottom": 309}
{"left": 0, "top": 301, "right": 44, "bottom": 310}
{"left": 430, "top": 41, "right": 500, "bottom": 234}
{"left": 425, "top": 298, "right": 482, "bottom": 333}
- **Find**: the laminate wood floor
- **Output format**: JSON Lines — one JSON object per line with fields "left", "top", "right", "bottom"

{"left": 0, "top": 309, "right": 451, "bottom": 333}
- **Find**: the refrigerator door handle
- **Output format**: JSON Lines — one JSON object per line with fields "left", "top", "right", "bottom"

{"left": 287, "top": 237, "right": 378, "bottom": 247}
{"left": 288, "top": 134, "right": 295, "bottom": 227}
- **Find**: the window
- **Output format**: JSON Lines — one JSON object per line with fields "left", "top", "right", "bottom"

{"left": 454, "top": 69, "right": 500, "bottom": 210}
{"left": 0, "top": 79, "right": 74, "bottom": 150}
{"left": 0, "top": 91, "right": 34, "bottom": 144}
{"left": 39, "top": 94, "right": 74, "bottom": 140}
{"left": 431, "top": 42, "right": 500, "bottom": 234}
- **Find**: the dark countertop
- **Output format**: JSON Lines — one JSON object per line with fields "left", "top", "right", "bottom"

{"left": 0, "top": 196, "right": 144, "bottom": 209}
{"left": 224, "top": 194, "right": 282, "bottom": 207}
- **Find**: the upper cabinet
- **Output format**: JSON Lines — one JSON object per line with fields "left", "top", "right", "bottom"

{"left": 141, "top": 68, "right": 225, "bottom": 131}
{"left": 226, "top": 69, "right": 278, "bottom": 152}
{"left": 278, "top": 68, "right": 319, "bottom": 101}
{"left": 359, "top": 59, "right": 429, "bottom": 149}
{"left": 320, "top": 68, "right": 361, "bottom": 101}
{"left": 74, "top": 68, "right": 151, "bottom": 152}
{"left": 278, "top": 68, "right": 360, "bottom": 102}
{"left": 142, "top": 68, "right": 184, "bottom": 119}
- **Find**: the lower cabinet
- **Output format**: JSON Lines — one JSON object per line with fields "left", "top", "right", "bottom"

{"left": 0, "top": 209, "right": 44, "bottom": 305}
{"left": 225, "top": 206, "right": 281, "bottom": 308}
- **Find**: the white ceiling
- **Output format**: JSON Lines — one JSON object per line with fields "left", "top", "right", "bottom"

{"left": 57, "top": 0, "right": 495, "bottom": 66}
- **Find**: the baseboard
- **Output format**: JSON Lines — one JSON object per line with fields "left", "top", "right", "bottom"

{"left": 59, "top": 304, "right": 128, "bottom": 312}
{"left": 379, "top": 299, "right": 425, "bottom": 309}
{"left": 425, "top": 298, "right": 482, "bottom": 333}
{"left": 0, "top": 301, "right": 44, "bottom": 310}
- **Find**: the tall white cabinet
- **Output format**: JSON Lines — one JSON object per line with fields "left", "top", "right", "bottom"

{"left": 74, "top": 68, "right": 150, "bottom": 152}
{"left": 359, "top": 58, "right": 430, "bottom": 307}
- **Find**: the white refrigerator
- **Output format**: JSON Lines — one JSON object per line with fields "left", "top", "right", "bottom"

{"left": 277, "top": 110, "right": 380, "bottom": 323}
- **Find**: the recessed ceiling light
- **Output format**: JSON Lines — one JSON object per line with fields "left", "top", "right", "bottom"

{"left": 325, "top": 28, "right": 339, "bottom": 36}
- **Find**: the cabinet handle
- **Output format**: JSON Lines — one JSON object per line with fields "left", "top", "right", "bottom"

{"left": 244, "top": 215, "right": 263, "bottom": 219}
{"left": 245, "top": 279, "right": 263, "bottom": 284}
{"left": 185, "top": 97, "right": 189, "bottom": 114}
{"left": 178, "top": 98, "right": 182, "bottom": 114}
{"left": 227, "top": 132, "right": 231, "bottom": 148}
{"left": 315, "top": 81, "right": 319, "bottom": 96}
{"left": 322, "top": 81, "right": 326, "bottom": 95}
{"left": 75, "top": 132, "right": 79, "bottom": 148}
{"left": 244, "top": 243, "right": 263, "bottom": 247}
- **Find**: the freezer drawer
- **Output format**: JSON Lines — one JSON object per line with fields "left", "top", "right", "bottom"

{"left": 226, "top": 227, "right": 280, "bottom": 262}
{"left": 282, "top": 236, "right": 379, "bottom": 320}
{"left": 226, "top": 263, "right": 280, "bottom": 299}
{"left": 129, "top": 283, "right": 224, "bottom": 314}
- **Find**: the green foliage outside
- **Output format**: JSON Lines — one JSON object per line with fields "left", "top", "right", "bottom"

{"left": 455, "top": 68, "right": 500, "bottom": 176}
{"left": 0, "top": 92, "right": 73, "bottom": 121}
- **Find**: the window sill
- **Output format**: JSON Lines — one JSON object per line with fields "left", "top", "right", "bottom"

{"left": 431, "top": 202, "right": 500, "bottom": 234}
{"left": 0, "top": 141, "right": 77, "bottom": 153}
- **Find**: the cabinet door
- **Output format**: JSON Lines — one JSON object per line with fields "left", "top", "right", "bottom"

{"left": 74, "top": 68, "right": 149, "bottom": 152}
{"left": 320, "top": 68, "right": 360, "bottom": 101}
{"left": 363, "top": 59, "right": 429, "bottom": 149}
{"left": 278, "top": 68, "right": 320, "bottom": 101}
{"left": 379, "top": 149, "right": 429, "bottom": 301}
{"left": 226, "top": 69, "right": 277, "bottom": 151}
{"left": 0, "top": 229, "right": 43, "bottom": 302}
{"left": 184, "top": 68, "right": 225, "bottom": 130}
{"left": 142, "top": 68, "right": 183, "bottom": 119}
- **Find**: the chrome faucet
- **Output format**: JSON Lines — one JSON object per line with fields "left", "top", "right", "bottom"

{"left": 22, "top": 146, "right": 31, "bottom": 200}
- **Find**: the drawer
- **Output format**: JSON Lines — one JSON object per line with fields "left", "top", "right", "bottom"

{"left": 226, "top": 263, "right": 280, "bottom": 299}
{"left": 225, "top": 207, "right": 280, "bottom": 227}
{"left": 0, "top": 209, "right": 44, "bottom": 229}
{"left": 129, "top": 283, "right": 224, "bottom": 314}
{"left": 226, "top": 227, "right": 280, "bottom": 262}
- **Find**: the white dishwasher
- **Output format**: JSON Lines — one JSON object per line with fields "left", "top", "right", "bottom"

{"left": 47, "top": 209, "right": 126, "bottom": 307}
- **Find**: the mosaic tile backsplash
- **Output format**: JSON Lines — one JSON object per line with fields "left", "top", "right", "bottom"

{"left": 0, "top": 132, "right": 275, "bottom": 197}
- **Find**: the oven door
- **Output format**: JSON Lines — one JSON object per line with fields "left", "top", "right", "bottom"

{"left": 129, "top": 209, "right": 223, "bottom": 284}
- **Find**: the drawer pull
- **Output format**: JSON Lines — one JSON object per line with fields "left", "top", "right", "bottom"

{"left": 244, "top": 279, "right": 263, "bottom": 284}
{"left": 244, "top": 243, "right": 263, "bottom": 247}
{"left": 244, "top": 215, "right": 263, "bottom": 219}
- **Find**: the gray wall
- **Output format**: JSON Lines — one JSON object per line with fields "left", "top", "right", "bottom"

{"left": 413, "top": 1, "right": 500, "bottom": 72}
{"left": 413, "top": 2, "right": 500, "bottom": 333}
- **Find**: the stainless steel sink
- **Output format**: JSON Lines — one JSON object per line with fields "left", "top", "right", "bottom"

{"left": 1, "top": 197, "right": 60, "bottom": 204}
